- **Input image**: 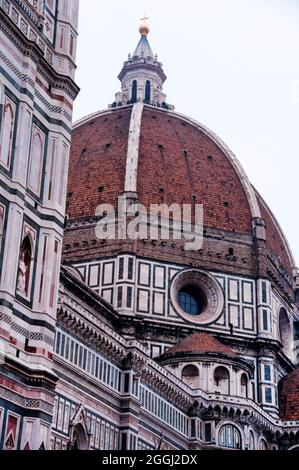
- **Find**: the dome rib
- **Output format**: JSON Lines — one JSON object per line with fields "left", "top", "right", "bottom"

{"left": 124, "top": 102, "right": 144, "bottom": 193}
{"left": 66, "top": 104, "right": 295, "bottom": 279}
{"left": 71, "top": 105, "right": 263, "bottom": 227}
{"left": 67, "top": 105, "right": 255, "bottom": 234}
{"left": 255, "top": 189, "right": 296, "bottom": 275}
{"left": 165, "top": 108, "right": 262, "bottom": 221}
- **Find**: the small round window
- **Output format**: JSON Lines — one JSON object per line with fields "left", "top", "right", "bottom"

{"left": 170, "top": 269, "right": 224, "bottom": 325}
{"left": 178, "top": 285, "right": 207, "bottom": 316}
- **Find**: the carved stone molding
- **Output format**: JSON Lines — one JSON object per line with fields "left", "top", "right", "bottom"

{"left": 170, "top": 269, "right": 224, "bottom": 325}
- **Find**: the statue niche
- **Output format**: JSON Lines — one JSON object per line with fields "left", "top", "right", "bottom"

{"left": 17, "top": 236, "right": 32, "bottom": 295}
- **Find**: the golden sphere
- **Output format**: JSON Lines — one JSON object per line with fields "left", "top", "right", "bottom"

{"left": 139, "top": 18, "right": 150, "bottom": 36}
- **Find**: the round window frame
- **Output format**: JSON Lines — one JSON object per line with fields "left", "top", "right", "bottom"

{"left": 170, "top": 269, "right": 224, "bottom": 325}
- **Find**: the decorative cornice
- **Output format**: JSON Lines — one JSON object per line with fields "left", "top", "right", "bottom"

{"left": 14, "top": 0, "right": 42, "bottom": 27}
{"left": 60, "top": 265, "right": 120, "bottom": 326}
{"left": 118, "top": 60, "right": 167, "bottom": 84}
{"left": 57, "top": 300, "right": 299, "bottom": 435}
{"left": 0, "top": 8, "right": 80, "bottom": 100}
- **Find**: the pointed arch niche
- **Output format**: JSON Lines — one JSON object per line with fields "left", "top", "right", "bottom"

{"left": 0, "top": 96, "right": 16, "bottom": 169}
{"left": 71, "top": 423, "right": 89, "bottom": 450}
{"left": 0, "top": 204, "right": 5, "bottom": 248}
{"left": 17, "top": 236, "right": 33, "bottom": 296}
{"left": 279, "top": 307, "right": 292, "bottom": 357}
{"left": 27, "top": 123, "right": 45, "bottom": 196}
{"left": 17, "top": 226, "right": 36, "bottom": 298}
{"left": 68, "top": 405, "right": 90, "bottom": 450}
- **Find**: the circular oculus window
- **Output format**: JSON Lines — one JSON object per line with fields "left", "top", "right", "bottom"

{"left": 170, "top": 269, "right": 224, "bottom": 325}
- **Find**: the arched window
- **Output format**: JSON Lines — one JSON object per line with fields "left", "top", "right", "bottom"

{"left": 27, "top": 126, "right": 45, "bottom": 195}
{"left": 182, "top": 365, "right": 199, "bottom": 388}
{"left": 214, "top": 367, "right": 230, "bottom": 395}
{"left": 131, "top": 80, "right": 137, "bottom": 103}
{"left": 248, "top": 431, "right": 255, "bottom": 450}
{"left": 241, "top": 374, "right": 248, "bottom": 398}
{"left": 145, "top": 80, "right": 151, "bottom": 103}
{"left": 279, "top": 308, "right": 292, "bottom": 355}
{"left": 259, "top": 438, "right": 268, "bottom": 450}
{"left": 219, "top": 425, "right": 241, "bottom": 449}
{"left": 0, "top": 100, "right": 15, "bottom": 167}
{"left": 17, "top": 236, "right": 32, "bottom": 295}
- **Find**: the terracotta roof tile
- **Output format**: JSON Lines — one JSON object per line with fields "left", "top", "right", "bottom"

{"left": 162, "top": 332, "right": 237, "bottom": 357}
{"left": 138, "top": 108, "right": 252, "bottom": 233}
{"left": 278, "top": 369, "right": 299, "bottom": 420}
{"left": 67, "top": 106, "right": 252, "bottom": 233}
{"left": 66, "top": 106, "right": 294, "bottom": 278}
{"left": 67, "top": 107, "right": 132, "bottom": 220}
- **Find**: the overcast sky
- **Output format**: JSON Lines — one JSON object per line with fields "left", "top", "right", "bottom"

{"left": 73, "top": 0, "right": 299, "bottom": 267}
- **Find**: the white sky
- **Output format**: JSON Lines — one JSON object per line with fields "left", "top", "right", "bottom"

{"left": 73, "top": 0, "right": 299, "bottom": 267}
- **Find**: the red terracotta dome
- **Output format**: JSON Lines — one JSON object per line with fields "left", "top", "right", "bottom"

{"left": 67, "top": 107, "right": 131, "bottom": 220}
{"left": 66, "top": 104, "right": 295, "bottom": 277}
{"left": 159, "top": 332, "right": 236, "bottom": 357}
{"left": 67, "top": 106, "right": 252, "bottom": 233}
{"left": 278, "top": 369, "right": 299, "bottom": 420}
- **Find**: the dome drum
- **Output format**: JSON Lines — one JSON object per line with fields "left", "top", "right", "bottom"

{"left": 157, "top": 333, "right": 254, "bottom": 398}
